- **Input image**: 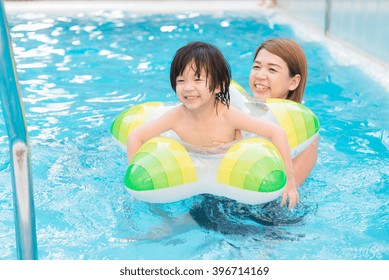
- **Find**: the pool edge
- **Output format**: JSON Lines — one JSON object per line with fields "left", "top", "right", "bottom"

{"left": 5, "top": 1, "right": 266, "bottom": 14}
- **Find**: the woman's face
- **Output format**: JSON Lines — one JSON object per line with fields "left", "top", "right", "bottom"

{"left": 249, "top": 48, "right": 299, "bottom": 100}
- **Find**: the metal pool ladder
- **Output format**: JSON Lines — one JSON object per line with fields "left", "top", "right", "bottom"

{"left": 0, "top": 0, "right": 38, "bottom": 259}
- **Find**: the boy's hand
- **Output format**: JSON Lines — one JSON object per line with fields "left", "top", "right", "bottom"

{"left": 280, "top": 179, "right": 299, "bottom": 209}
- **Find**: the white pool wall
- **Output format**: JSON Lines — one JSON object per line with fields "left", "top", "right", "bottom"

{"left": 4, "top": 0, "right": 262, "bottom": 14}
{"left": 277, "top": 0, "right": 389, "bottom": 68}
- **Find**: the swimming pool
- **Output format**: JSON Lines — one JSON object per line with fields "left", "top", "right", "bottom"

{"left": 1, "top": 5, "right": 388, "bottom": 260}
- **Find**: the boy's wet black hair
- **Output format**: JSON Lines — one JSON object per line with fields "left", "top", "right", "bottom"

{"left": 170, "top": 41, "right": 231, "bottom": 108}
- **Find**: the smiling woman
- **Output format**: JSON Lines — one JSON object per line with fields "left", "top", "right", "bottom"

{"left": 249, "top": 38, "right": 307, "bottom": 102}
{"left": 247, "top": 38, "right": 313, "bottom": 187}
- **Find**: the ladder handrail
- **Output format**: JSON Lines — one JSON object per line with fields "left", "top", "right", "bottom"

{"left": 0, "top": 0, "right": 38, "bottom": 260}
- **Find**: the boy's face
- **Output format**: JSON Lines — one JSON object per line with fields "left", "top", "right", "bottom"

{"left": 175, "top": 63, "right": 220, "bottom": 111}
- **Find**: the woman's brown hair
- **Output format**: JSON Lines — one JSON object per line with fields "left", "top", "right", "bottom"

{"left": 254, "top": 38, "right": 307, "bottom": 103}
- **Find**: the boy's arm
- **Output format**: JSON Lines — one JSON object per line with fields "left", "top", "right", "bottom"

{"left": 127, "top": 108, "right": 179, "bottom": 163}
{"left": 267, "top": 123, "right": 299, "bottom": 209}
{"left": 228, "top": 108, "right": 299, "bottom": 209}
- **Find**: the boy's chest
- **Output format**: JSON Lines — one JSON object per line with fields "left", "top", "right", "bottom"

{"left": 174, "top": 119, "right": 236, "bottom": 147}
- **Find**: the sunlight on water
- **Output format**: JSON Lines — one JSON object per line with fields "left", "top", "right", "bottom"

{"left": 0, "top": 10, "right": 388, "bottom": 260}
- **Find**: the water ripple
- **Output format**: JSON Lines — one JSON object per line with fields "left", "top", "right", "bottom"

{"left": 2, "top": 11, "right": 388, "bottom": 261}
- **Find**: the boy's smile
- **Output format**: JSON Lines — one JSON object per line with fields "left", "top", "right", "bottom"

{"left": 175, "top": 63, "right": 216, "bottom": 110}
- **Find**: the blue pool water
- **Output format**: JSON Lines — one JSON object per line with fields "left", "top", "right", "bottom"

{"left": 0, "top": 10, "right": 388, "bottom": 260}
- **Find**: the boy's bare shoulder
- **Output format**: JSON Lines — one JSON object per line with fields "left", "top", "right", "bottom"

{"left": 224, "top": 105, "right": 245, "bottom": 118}
{"left": 224, "top": 106, "right": 256, "bottom": 127}
{"left": 161, "top": 104, "right": 179, "bottom": 113}
{"left": 169, "top": 104, "right": 185, "bottom": 115}
{"left": 161, "top": 104, "right": 185, "bottom": 120}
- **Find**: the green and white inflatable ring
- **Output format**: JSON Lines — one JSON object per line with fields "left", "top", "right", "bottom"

{"left": 111, "top": 81, "right": 320, "bottom": 204}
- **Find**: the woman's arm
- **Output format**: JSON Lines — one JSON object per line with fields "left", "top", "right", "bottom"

{"left": 293, "top": 136, "right": 318, "bottom": 187}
